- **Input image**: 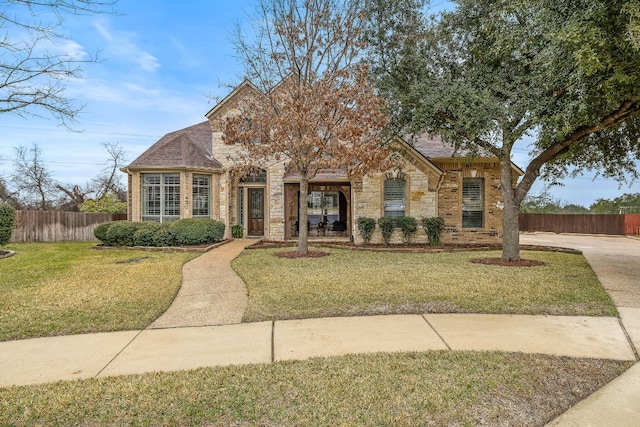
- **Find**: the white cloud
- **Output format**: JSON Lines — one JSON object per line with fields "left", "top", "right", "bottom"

{"left": 93, "top": 21, "right": 161, "bottom": 72}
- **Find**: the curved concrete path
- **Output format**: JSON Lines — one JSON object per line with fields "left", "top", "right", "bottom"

{"left": 0, "top": 234, "right": 639, "bottom": 425}
{"left": 149, "top": 239, "right": 253, "bottom": 329}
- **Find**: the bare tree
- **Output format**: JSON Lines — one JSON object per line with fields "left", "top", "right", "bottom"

{"left": 55, "top": 182, "right": 89, "bottom": 210}
{"left": 90, "top": 141, "right": 126, "bottom": 199}
{"left": 11, "top": 143, "right": 56, "bottom": 210}
{"left": 225, "top": 0, "right": 397, "bottom": 255}
{"left": 56, "top": 141, "right": 127, "bottom": 210}
{"left": 0, "top": 0, "right": 117, "bottom": 127}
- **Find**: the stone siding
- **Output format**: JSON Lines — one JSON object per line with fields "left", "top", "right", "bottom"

{"left": 352, "top": 159, "right": 439, "bottom": 245}
{"left": 211, "top": 129, "right": 287, "bottom": 240}
{"left": 433, "top": 160, "right": 504, "bottom": 244}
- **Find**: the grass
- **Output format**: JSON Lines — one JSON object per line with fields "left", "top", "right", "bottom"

{"left": 0, "top": 242, "right": 631, "bottom": 425}
{"left": 0, "top": 242, "right": 198, "bottom": 341}
{"left": 0, "top": 351, "right": 630, "bottom": 426}
{"left": 233, "top": 247, "right": 618, "bottom": 322}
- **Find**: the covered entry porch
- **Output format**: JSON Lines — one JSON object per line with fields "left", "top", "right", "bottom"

{"left": 284, "top": 182, "right": 352, "bottom": 241}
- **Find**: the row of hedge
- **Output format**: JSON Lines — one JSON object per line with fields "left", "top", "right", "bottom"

{"left": 95, "top": 219, "right": 225, "bottom": 247}
{"left": 357, "top": 216, "right": 445, "bottom": 245}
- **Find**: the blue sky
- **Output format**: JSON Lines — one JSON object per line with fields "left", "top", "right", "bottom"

{"left": 0, "top": 0, "right": 638, "bottom": 207}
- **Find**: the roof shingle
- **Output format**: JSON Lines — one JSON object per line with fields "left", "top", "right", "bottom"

{"left": 127, "top": 122, "right": 222, "bottom": 170}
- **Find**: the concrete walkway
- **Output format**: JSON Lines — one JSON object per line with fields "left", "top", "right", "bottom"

{"left": 149, "top": 239, "right": 252, "bottom": 328}
{"left": 1, "top": 234, "right": 639, "bottom": 425}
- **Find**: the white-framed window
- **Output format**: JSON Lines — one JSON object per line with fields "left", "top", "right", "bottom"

{"left": 384, "top": 178, "right": 405, "bottom": 218}
{"left": 192, "top": 174, "right": 210, "bottom": 217}
{"left": 141, "top": 173, "right": 180, "bottom": 222}
{"left": 462, "top": 178, "right": 484, "bottom": 228}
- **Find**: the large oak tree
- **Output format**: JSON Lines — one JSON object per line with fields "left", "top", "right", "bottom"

{"left": 367, "top": 0, "right": 640, "bottom": 260}
{"left": 225, "top": 0, "right": 396, "bottom": 254}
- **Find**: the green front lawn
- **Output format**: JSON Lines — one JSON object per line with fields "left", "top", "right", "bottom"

{"left": 233, "top": 247, "right": 618, "bottom": 321}
{"left": 0, "top": 242, "right": 629, "bottom": 425}
{"left": 0, "top": 243, "right": 198, "bottom": 341}
{"left": 0, "top": 352, "right": 630, "bottom": 426}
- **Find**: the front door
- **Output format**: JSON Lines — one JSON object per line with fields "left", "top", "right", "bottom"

{"left": 248, "top": 188, "right": 264, "bottom": 236}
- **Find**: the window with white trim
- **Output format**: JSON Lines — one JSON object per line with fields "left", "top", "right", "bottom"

{"left": 384, "top": 178, "right": 405, "bottom": 217}
{"left": 141, "top": 173, "right": 180, "bottom": 222}
{"left": 192, "top": 175, "right": 210, "bottom": 217}
{"left": 462, "top": 178, "right": 484, "bottom": 228}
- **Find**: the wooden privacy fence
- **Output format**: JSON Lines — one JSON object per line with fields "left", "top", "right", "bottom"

{"left": 626, "top": 214, "right": 640, "bottom": 236}
{"left": 519, "top": 213, "right": 640, "bottom": 236}
{"left": 10, "top": 211, "right": 126, "bottom": 243}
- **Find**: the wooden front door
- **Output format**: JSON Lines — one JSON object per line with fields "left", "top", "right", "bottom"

{"left": 248, "top": 188, "right": 265, "bottom": 236}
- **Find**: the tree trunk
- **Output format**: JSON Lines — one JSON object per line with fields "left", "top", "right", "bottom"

{"left": 499, "top": 156, "right": 521, "bottom": 261}
{"left": 297, "top": 172, "right": 309, "bottom": 255}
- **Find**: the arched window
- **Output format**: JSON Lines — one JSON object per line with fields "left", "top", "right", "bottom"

{"left": 384, "top": 178, "right": 405, "bottom": 217}
{"left": 240, "top": 168, "right": 267, "bottom": 183}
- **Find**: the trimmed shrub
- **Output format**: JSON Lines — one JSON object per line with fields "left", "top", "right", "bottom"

{"left": 423, "top": 216, "right": 446, "bottom": 245}
{"left": 377, "top": 217, "right": 395, "bottom": 245}
{"left": 105, "top": 221, "right": 139, "bottom": 246}
{"left": 93, "top": 222, "right": 114, "bottom": 243}
{"left": 169, "top": 218, "right": 225, "bottom": 246}
{"left": 152, "top": 224, "right": 175, "bottom": 247}
{"left": 0, "top": 203, "right": 16, "bottom": 246}
{"left": 356, "top": 217, "right": 376, "bottom": 244}
{"left": 231, "top": 224, "right": 244, "bottom": 238}
{"left": 397, "top": 216, "right": 418, "bottom": 244}
{"left": 95, "top": 219, "right": 225, "bottom": 247}
{"left": 132, "top": 222, "right": 163, "bottom": 246}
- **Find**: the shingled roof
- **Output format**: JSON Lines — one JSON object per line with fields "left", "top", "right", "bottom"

{"left": 410, "top": 133, "right": 494, "bottom": 158}
{"left": 126, "top": 122, "right": 222, "bottom": 170}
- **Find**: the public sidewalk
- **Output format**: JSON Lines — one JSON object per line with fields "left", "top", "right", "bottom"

{"left": 0, "top": 312, "right": 636, "bottom": 387}
{"left": 0, "top": 235, "right": 639, "bottom": 425}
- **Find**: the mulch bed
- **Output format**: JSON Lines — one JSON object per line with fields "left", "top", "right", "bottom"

{"left": 274, "top": 250, "right": 331, "bottom": 258}
{"left": 0, "top": 249, "right": 15, "bottom": 259}
{"left": 470, "top": 257, "right": 547, "bottom": 267}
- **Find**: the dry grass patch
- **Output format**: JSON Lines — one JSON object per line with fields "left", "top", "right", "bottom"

{"left": 0, "top": 243, "right": 199, "bottom": 341}
{"left": 0, "top": 351, "right": 630, "bottom": 426}
{"left": 233, "top": 247, "right": 617, "bottom": 321}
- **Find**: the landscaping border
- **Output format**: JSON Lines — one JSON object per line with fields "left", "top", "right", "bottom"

{"left": 92, "top": 239, "right": 233, "bottom": 253}
{"left": 245, "top": 240, "right": 582, "bottom": 255}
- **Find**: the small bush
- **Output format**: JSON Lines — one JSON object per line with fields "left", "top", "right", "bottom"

{"left": 104, "top": 221, "right": 139, "bottom": 246}
{"left": 397, "top": 216, "right": 418, "bottom": 244}
{"left": 232, "top": 224, "right": 244, "bottom": 238}
{"left": 169, "top": 218, "right": 225, "bottom": 245}
{"left": 377, "top": 217, "right": 395, "bottom": 245}
{"left": 94, "top": 222, "right": 114, "bottom": 243}
{"left": 357, "top": 217, "right": 376, "bottom": 244}
{"left": 0, "top": 203, "right": 16, "bottom": 246}
{"left": 423, "top": 216, "right": 446, "bottom": 245}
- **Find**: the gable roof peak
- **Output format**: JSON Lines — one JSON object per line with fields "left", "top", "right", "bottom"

{"left": 125, "top": 121, "right": 222, "bottom": 170}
